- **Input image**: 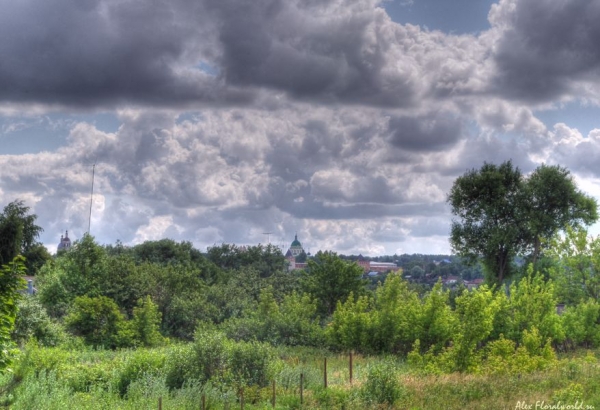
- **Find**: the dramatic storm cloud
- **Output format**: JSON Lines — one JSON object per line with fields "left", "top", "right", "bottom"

{"left": 1, "top": 0, "right": 600, "bottom": 255}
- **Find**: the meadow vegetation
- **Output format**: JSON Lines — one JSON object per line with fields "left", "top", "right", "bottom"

{"left": 1, "top": 172, "right": 600, "bottom": 409}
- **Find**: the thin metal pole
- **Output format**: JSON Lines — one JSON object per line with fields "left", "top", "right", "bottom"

{"left": 88, "top": 163, "right": 95, "bottom": 234}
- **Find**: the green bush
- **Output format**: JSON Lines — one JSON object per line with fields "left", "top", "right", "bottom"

{"left": 12, "top": 297, "right": 67, "bottom": 347}
{"left": 165, "top": 328, "right": 276, "bottom": 390}
{"left": 129, "top": 296, "right": 166, "bottom": 347}
{"left": 192, "top": 328, "right": 230, "bottom": 384}
{"left": 561, "top": 299, "right": 600, "bottom": 348}
{"left": 227, "top": 339, "right": 275, "bottom": 387}
{"left": 360, "top": 359, "right": 406, "bottom": 406}
{"left": 314, "top": 385, "right": 355, "bottom": 409}
{"left": 552, "top": 382, "right": 584, "bottom": 402}
{"left": 115, "top": 348, "right": 167, "bottom": 396}
{"left": 164, "top": 343, "right": 196, "bottom": 390}
{"left": 64, "top": 295, "right": 126, "bottom": 349}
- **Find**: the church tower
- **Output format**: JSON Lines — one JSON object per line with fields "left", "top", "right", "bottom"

{"left": 57, "top": 230, "right": 72, "bottom": 251}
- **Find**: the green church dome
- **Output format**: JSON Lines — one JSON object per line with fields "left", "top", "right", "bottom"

{"left": 291, "top": 234, "right": 302, "bottom": 247}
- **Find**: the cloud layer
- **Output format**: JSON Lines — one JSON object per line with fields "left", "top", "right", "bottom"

{"left": 1, "top": 0, "right": 600, "bottom": 255}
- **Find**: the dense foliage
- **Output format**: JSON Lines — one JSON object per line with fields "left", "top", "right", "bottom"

{"left": 2, "top": 176, "right": 600, "bottom": 408}
{"left": 0, "top": 200, "right": 49, "bottom": 274}
{"left": 448, "top": 161, "right": 597, "bottom": 284}
{"left": 0, "top": 257, "right": 26, "bottom": 372}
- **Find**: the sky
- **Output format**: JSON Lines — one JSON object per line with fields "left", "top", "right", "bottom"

{"left": 2, "top": 0, "right": 600, "bottom": 256}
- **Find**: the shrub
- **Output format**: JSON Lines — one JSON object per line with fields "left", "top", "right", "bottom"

{"left": 192, "top": 328, "right": 229, "bottom": 384}
{"left": 227, "top": 340, "right": 275, "bottom": 387}
{"left": 552, "top": 382, "right": 584, "bottom": 402}
{"left": 360, "top": 359, "right": 406, "bottom": 405}
{"left": 509, "top": 267, "right": 564, "bottom": 343}
{"left": 164, "top": 343, "right": 196, "bottom": 390}
{"left": 12, "top": 297, "right": 66, "bottom": 347}
{"left": 561, "top": 299, "right": 600, "bottom": 348}
{"left": 165, "top": 328, "right": 276, "bottom": 390}
{"left": 64, "top": 296, "right": 126, "bottom": 349}
{"left": 115, "top": 348, "right": 167, "bottom": 396}
{"left": 314, "top": 386, "right": 355, "bottom": 409}
{"left": 129, "top": 296, "right": 165, "bottom": 347}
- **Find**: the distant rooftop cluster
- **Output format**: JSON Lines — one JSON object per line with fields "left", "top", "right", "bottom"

{"left": 284, "top": 235, "right": 398, "bottom": 273}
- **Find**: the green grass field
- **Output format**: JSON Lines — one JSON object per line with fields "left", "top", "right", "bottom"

{"left": 1, "top": 343, "right": 598, "bottom": 409}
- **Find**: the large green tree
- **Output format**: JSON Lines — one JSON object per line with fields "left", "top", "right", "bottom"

{"left": 301, "top": 251, "right": 367, "bottom": 316}
{"left": 524, "top": 164, "right": 598, "bottom": 264}
{"left": 448, "top": 161, "right": 526, "bottom": 284}
{"left": 448, "top": 161, "right": 597, "bottom": 285}
{"left": 0, "top": 200, "right": 46, "bottom": 272}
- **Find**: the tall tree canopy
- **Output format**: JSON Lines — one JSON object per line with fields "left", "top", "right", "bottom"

{"left": 524, "top": 164, "right": 598, "bottom": 264}
{"left": 448, "top": 161, "right": 597, "bottom": 285}
{"left": 0, "top": 200, "right": 46, "bottom": 272}
{"left": 301, "top": 251, "right": 367, "bottom": 316}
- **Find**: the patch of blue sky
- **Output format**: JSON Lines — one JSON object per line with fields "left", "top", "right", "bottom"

{"left": 176, "top": 111, "right": 205, "bottom": 125}
{"left": 534, "top": 102, "right": 600, "bottom": 136}
{"left": 0, "top": 112, "right": 120, "bottom": 155}
{"left": 383, "top": 0, "right": 497, "bottom": 35}
{"left": 196, "top": 61, "right": 219, "bottom": 76}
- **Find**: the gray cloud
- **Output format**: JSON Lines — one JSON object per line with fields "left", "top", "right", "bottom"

{"left": 0, "top": 0, "right": 476, "bottom": 110}
{"left": 489, "top": 0, "right": 600, "bottom": 103}
{"left": 205, "top": 0, "right": 419, "bottom": 107}
{"left": 0, "top": 0, "right": 251, "bottom": 108}
{"left": 387, "top": 113, "right": 463, "bottom": 152}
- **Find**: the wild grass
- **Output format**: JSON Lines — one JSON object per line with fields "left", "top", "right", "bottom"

{"left": 0, "top": 344, "right": 598, "bottom": 409}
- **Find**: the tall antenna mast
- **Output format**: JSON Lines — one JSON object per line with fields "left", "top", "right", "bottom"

{"left": 263, "top": 232, "right": 273, "bottom": 244}
{"left": 88, "top": 163, "right": 95, "bottom": 235}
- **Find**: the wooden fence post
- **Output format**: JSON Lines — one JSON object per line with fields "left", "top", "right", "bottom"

{"left": 349, "top": 351, "right": 353, "bottom": 384}
{"left": 300, "top": 372, "right": 304, "bottom": 404}
{"left": 201, "top": 393, "right": 206, "bottom": 410}
{"left": 272, "top": 380, "right": 276, "bottom": 408}
{"left": 240, "top": 387, "right": 244, "bottom": 410}
{"left": 158, "top": 397, "right": 162, "bottom": 410}
{"left": 324, "top": 357, "right": 328, "bottom": 389}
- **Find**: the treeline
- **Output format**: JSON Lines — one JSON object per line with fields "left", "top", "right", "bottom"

{"left": 340, "top": 253, "right": 484, "bottom": 282}
{"left": 10, "top": 229, "right": 600, "bottom": 370}
{"left": 1, "top": 179, "right": 600, "bottom": 381}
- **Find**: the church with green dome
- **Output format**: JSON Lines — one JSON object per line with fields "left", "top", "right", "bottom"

{"left": 285, "top": 234, "right": 307, "bottom": 271}
{"left": 287, "top": 234, "right": 304, "bottom": 257}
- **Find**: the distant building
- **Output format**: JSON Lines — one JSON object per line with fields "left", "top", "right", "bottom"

{"left": 464, "top": 278, "right": 485, "bottom": 290}
{"left": 288, "top": 234, "right": 304, "bottom": 257}
{"left": 442, "top": 275, "right": 461, "bottom": 286}
{"left": 286, "top": 234, "right": 307, "bottom": 271}
{"left": 57, "top": 230, "right": 72, "bottom": 251}
{"left": 369, "top": 262, "right": 398, "bottom": 273}
{"left": 284, "top": 236, "right": 399, "bottom": 274}
{"left": 355, "top": 255, "right": 397, "bottom": 273}
{"left": 356, "top": 255, "right": 370, "bottom": 271}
